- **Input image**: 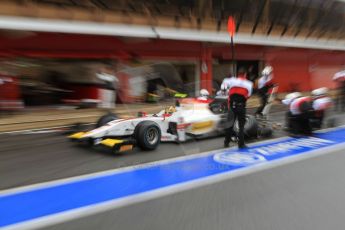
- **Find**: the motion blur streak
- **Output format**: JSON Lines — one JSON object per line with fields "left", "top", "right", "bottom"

{"left": 1, "top": 127, "right": 345, "bottom": 229}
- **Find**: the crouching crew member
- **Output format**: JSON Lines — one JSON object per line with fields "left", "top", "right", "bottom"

{"left": 197, "top": 89, "right": 210, "bottom": 101}
{"left": 224, "top": 67, "right": 253, "bottom": 149}
{"left": 311, "top": 87, "right": 333, "bottom": 129}
{"left": 256, "top": 66, "right": 275, "bottom": 117}
{"left": 282, "top": 92, "right": 313, "bottom": 135}
{"left": 333, "top": 71, "right": 345, "bottom": 111}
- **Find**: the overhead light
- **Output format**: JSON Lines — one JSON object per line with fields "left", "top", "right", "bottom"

{"left": 0, "top": 15, "right": 343, "bottom": 51}
{"left": 0, "top": 16, "right": 157, "bottom": 38}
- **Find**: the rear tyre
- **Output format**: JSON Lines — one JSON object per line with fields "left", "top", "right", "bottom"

{"left": 234, "top": 115, "right": 259, "bottom": 138}
{"left": 135, "top": 121, "right": 161, "bottom": 150}
{"left": 326, "top": 116, "right": 338, "bottom": 128}
{"left": 258, "top": 127, "right": 273, "bottom": 138}
{"left": 96, "top": 113, "right": 118, "bottom": 128}
{"left": 245, "top": 115, "right": 259, "bottom": 137}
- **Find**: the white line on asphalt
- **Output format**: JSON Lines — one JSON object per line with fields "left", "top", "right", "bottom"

{"left": 0, "top": 123, "right": 97, "bottom": 135}
{"left": 0, "top": 125, "right": 72, "bottom": 135}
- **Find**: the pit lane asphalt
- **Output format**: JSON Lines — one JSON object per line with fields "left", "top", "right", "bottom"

{"left": 1, "top": 109, "right": 345, "bottom": 230}
{"left": 1, "top": 108, "right": 343, "bottom": 191}
{"left": 46, "top": 146, "right": 345, "bottom": 230}
{"left": 0, "top": 109, "right": 287, "bottom": 190}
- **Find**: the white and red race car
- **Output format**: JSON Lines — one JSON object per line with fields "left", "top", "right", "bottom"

{"left": 69, "top": 98, "right": 263, "bottom": 153}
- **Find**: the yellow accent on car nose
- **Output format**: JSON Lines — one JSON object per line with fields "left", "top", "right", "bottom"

{"left": 191, "top": 120, "right": 214, "bottom": 130}
{"left": 68, "top": 132, "right": 86, "bottom": 139}
{"left": 100, "top": 139, "right": 124, "bottom": 147}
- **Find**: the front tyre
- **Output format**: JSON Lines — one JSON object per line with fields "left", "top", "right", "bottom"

{"left": 135, "top": 121, "right": 161, "bottom": 150}
{"left": 96, "top": 113, "right": 118, "bottom": 128}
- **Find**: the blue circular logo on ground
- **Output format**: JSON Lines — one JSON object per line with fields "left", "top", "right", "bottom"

{"left": 213, "top": 152, "right": 267, "bottom": 166}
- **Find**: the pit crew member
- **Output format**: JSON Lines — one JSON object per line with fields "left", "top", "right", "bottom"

{"left": 219, "top": 73, "right": 235, "bottom": 96}
{"left": 311, "top": 87, "right": 333, "bottom": 129}
{"left": 255, "top": 66, "right": 275, "bottom": 117}
{"left": 197, "top": 89, "right": 210, "bottom": 101}
{"left": 333, "top": 71, "right": 345, "bottom": 111}
{"left": 223, "top": 67, "right": 253, "bottom": 149}
{"left": 282, "top": 92, "right": 313, "bottom": 136}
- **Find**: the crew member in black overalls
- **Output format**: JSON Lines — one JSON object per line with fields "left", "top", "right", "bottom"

{"left": 224, "top": 68, "right": 253, "bottom": 149}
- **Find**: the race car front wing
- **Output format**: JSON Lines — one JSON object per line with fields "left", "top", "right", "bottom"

{"left": 69, "top": 132, "right": 135, "bottom": 153}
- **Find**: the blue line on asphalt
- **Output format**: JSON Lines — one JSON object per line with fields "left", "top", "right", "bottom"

{"left": 1, "top": 128, "right": 345, "bottom": 228}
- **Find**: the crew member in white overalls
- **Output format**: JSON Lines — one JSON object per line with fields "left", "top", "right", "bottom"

{"left": 197, "top": 89, "right": 210, "bottom": 101}
{"left": 282, "top": 92, "right": 313, "bottom": 135}
{"left": 256, "top": 66, "right": 275, "bottom": 117}
{"left": 311, "top": 87, "right": 333, "bottom": 129}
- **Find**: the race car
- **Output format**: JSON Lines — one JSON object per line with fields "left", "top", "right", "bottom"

{"left": 68, "top": 97, "right": 266, "bottom": 153}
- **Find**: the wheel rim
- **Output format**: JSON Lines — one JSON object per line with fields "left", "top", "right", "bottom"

{"left": 147, "top": 127, "right": 159, "bottom": 145}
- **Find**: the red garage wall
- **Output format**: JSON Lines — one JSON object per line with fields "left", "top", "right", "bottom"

{"left": 230, "top": 47, "right": 345, "bottom": 93}
{"left": 309, "top": 66, "right": 340, "bottom": 90}
{"left": 0, "top": 31, "right": 343, "bottom": 94}
{"left": 0, "top": 75, "right": 23, "bottom": 110}
{"left": 308, "top": 53, "right": 345, "bottom": 90}
{"left": 271, "top": 59, "right": 311, "bottom": 92}
{"left": 215, "top": 46, "right": 313, "bottom": 92}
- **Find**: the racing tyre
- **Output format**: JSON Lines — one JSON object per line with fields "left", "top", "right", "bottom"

{"left": 326, "top": 117, "right": 338, "bottom": 128}
{"left": 234, "top": 115, "right": 259, "bottom": 138}
{"left": 96, "top": 113, "right": 118, "bottom": 128}
{"left": 258, "top": 127, "right": 273, "bottom": 138}
{"left": 135, "top": 121, "right": 161, "bottom": 150}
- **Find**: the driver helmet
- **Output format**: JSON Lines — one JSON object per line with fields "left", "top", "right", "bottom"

{"left": 199, "top": 89, "right": 210, "bottom": 97}
{"left": 311, "top": 87, "right": 328, "bottom": 97}
{"left": 282, "top": 92, "right": 302, "bottom": 105}
{"left": 262, "top": 66, "right": 273, "bottom": 76}
{"left": 166, "top": 106, "right": 176, "bottom": 114}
